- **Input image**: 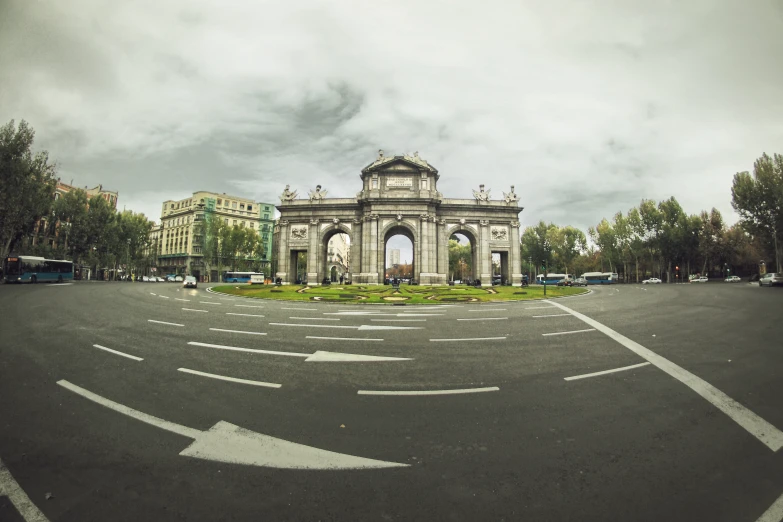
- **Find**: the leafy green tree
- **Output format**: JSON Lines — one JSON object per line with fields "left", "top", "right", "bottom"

{"left": 448, "top": 237, "right": 472, "bottom": 280}
{"left": 732, "top": 153, "right": 783, "bottom": 272}
{"left": 0, "top": 119, "right": 58, "bottom": 260}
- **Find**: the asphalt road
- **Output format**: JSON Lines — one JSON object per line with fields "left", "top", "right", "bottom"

{"left": 1, "top": 280, "right": 782, "bottom": 521}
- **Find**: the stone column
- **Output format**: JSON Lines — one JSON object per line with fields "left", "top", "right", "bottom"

{"left": 437, "top": 218, "right": 449, "bottom": 283}
{"left": 350, "top": 218, "right": 362, "bottom": 282}
{"left": 479, "top": 219, "right": 492, "bottom": 286}
{"left": 307, "top": 218, "right": 319, "bottom": 285}
{"left": 510, "top": 220, "right": 523, "bottom": 285}
{"left": 418, "top": 214, "right": 429, "bottom": 283}
{"left": 276, "top": 220, "right": 289, "bottom": 283}
{"left": 368, "top": 214, "right": 380, "bottom": 284}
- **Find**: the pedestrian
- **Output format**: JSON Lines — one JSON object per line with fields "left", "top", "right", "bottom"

{"left": 339, "top": 274, "right": 344, "bottom": 284}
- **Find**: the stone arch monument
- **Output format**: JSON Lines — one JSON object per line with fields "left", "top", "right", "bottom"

{"left": 274, "top": 151, "right": 524, "bottom": 286}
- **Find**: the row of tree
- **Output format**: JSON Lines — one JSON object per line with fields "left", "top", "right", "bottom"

{"left": 196, "top": 213, "right": 269, "bottom": 277}
{"left": 517, "top": 152, "right": 782, "bottom": 282}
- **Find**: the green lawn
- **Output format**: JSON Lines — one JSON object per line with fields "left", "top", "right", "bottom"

{"left": 211, "top": 283, "right": 587, "bottom": 304}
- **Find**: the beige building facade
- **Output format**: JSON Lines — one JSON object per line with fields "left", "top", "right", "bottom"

{"left": 152, "top": 191, "right": 275, "bottom": 280}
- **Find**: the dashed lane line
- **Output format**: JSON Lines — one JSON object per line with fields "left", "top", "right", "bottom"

{"left": 456, "top": 317, "right": 508, "bottom": 321}
{"left": 183, "top": 308, "right": 208, "bottom": 313}
{"left": 189, "top": 341, "right": 309, "bottom": 358}
{"left": 371, "top": 319, "right": 427, "bottom": 322}
{"left": 0, "top": 457, "right": 50, "bottom": 522}
{"left": 234, "top": 304, "right": 264, "bottom": 308}
{"left": 564, "top": 362, "right": 651, "bottom": 381}
{"left": 148, "top": 319, "right": 184, "bottom": 327}
{"left": 178, "top": 368, "right": 281, "bottom": 388}
{"left": 468, "top": 309, "right": 507, "bottom": 312}
{"left": 226, "top": 313, "right": 265, "bottom": 318}
{"left": 430, "top": 337, "right": 506, "bottom": 342}
{"left": 282, "top": 307, "right": 317, "bottom": 311}
{"left": 548, "top": 299, "right": 783, "bottom": 452}
{"left": 209, "top": 328, "right": 267, "bottom": 336}
{"left": 532, "top": 314, "right": 572, "bottom": 318}
{"left": 174, "top": 298, "right": 190, "bottom": 302}
{"left": 358, "top": 387, "right": 500, "bottom": 396}
{"left": 159, "top": 295, "right": 170, "bottom": 299}
{"left": 290, "top": 317, "right": 341, "bottom": 321}
{"left": 542, "top": 328, "right": 596, "bottom": 336}
{"left": 306, "top": 336, "right": 384, "bottom": 342}
{"left": 200, "top": 302, "right": 222, "bottom": 305}
{"left": 92, "top": 344, "right": 143, "bottom": 361}
{"left": 756, "top": 490, "right": 783, "bottom": 522}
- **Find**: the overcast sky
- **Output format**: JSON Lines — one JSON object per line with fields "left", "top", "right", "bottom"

{"left": 3, "top": 0, "right": 782, "bottom": 265}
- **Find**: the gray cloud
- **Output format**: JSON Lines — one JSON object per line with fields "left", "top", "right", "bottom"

{"left": 2, "top": 0, "right": 782, "bottom": 245}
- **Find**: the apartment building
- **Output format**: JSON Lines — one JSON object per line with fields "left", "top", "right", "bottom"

{"left": 153, "top": 191, "right": 275, "bottom": 281}
{"left": 327, "top": 233, "right": 350, "bottom": 281}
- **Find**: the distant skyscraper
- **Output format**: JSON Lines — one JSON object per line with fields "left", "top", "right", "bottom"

{"left": 390, "top": 249, "right": 401, "bottom": 266}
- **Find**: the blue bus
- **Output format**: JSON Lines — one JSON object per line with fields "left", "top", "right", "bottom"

{"left": 582, "top": 272, "right": 619, "bottom": 284}
{"left": 3, "top": 256, "right": 74, "bottom": 283}
{"left": 535, "top": 273, "right": 572, "bottom": 285}
{"left": 222, "top": 271, "right": 263, "bottom": 283}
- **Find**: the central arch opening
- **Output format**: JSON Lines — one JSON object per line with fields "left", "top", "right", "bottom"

{"left": 384, "top": 226, "right": 414, "bottom": 284}
{"left": 449, "top": 231, "right": 478, "bottom": 283}
{"left": 321, "top": 230, "right": 350, "bottom": 284}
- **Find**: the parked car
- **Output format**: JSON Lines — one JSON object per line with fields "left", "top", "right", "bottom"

{"left": 175, "top": 275, "right": 183, "bottom": 282}
{"left": 165, "top": 275, "right": 176, "bottom": 282}
{"left": 556, "top": 279, "right": 572, "bottom": 287}
{"left": 142, "top": 275, "right": 150, "bottom": 282}
{"left": 692, "top": 276, "right": 709, "bottom": 283}
{"left": 724, "top": 275, "right": 741, "bottom": 283}
{"left": 572, "top": 277, "right": 588, "bottom": 286}
{"left": 642, "top": 278, "right": 662, "bottom": 284}
{"left": 759, "top": 273, "right": 782, "bottom": 287}
{"left": 183, "top": 275, "right": 198, "bottom": 289}
{"left": 156, "top": 276, "right": 165, "bottom": 282}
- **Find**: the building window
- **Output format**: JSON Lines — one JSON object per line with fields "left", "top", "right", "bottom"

{"left": 232, "top": 202, "right": 237, "bottom": 209}
{"left": 240, "top": 204, "right": 245, "bottom": 210}
{"left": 233, "top": 220, "right": 237, "bottom": 226}
{"left": 170, "top": 204, "right": 175, "bottom": 209}
{"left": 264, "top": 213, "right": 269, "bottom": 219}
{"left": 250, "top": 222, "right": 254, "bottom": 228}
{"left": 240, "top": 221, "right": 245, "bottom": 227}
{"left": 265, "top": 206, "right": 269, "bottom": 211}
{"left": 372, "top": 178, "right": 378, "bottom": 188}
{"left": 248, "top": 205, "right": 253, "bottom": 211}
{"left": 217, "top": 199, "right": 222, "bottom": 205}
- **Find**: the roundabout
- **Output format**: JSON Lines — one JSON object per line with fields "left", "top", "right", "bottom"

{"left": 1, "top": 281, "right": 782, "bottom": 521}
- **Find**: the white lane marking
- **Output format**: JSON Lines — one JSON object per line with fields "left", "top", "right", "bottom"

{"left": 306, "top": 336, "right": 383, "bottom": 342}
{"left": 469, "top": 309, "right": 507, "bottom": 312}
{"left": 57, "top": 380, "right": 199, "bottom": 438}
{"left": 290, "top": 317, "right": 341, "bottom": 321}
{"left": 542, "top": 328, "right": 596, "bottom": 336}
{"left": 47, "top": 283, "right": 73, "bottom": 286}
{"left": 270, "top": 323, "right": 357, "bottom": 329}
{"left": 532, "top": 314, "right": 572, "bottom": 318}
{"left": 182, "top": 308, "right": 208, "bottom": 313}
{"left": 525, "top": 306, "right": 555, "bottom": 309}
{"left": 209, "top": 328, "right": 267, "bottom": 336}
{"left": 370, "top": 319, "right": 427, "bottom": 322}
{"left": 548, "top": 300, "right": 783, "bottom": 452}
{"left": 226, "top": 313, "right": 265, "bottom": 318}
{"left": 189, "top": 341, "right": 309, "bottom": 357}
{"left": 200, "top": 302, "right": 222, "bottom": 305}
{"left": 0, "top": 457, "right": 50, "bottom": 522}
{"left": 358, "top": 387, "right": 500, "bottom": 396}
{"left": 282, "top": 307, "right": 317, "bottom": 311}
{"left": 430, "top": 337, "right": 506, "bottom": 342}
{"left": 159, "top": 295, "right": 170, "bottom": 299}
{"left": 57, "top": 380, "right": 406, "bottom": 469}
{"left": 358, "top": 325, "right": 424, "bottom": 330}
{"left": 756, "top": 490, "right": 783, "bottom": 522}
{"left": 92, "top": 344, "right": 143, "bottom": 361}
{"left": 235, "top": 304, "right": 263, "bottom": 308}
{"left": 456, "top": 317, "right": 508, "bottom": 321}
{"left": 147, "top": 319, "right": 184, "bottom": 327}
{"left": 178, "top": 368, "right": 281, "bottom": 388}
{"left": 188, "top": 342, "right": 411, "bottom": 362}
{"left": 150, "top": 292, "right": 156, "bottom": 295}
{"left": 564, "top": 362, "right": 652, "bottom": 381}
{"left": 175, "top": 298, "right": 191, "bottom": 302}
{"left": 326, "top": 312, "right": 443, "bottom": 317}
{"left": 306, "top": 351, "right": 410, "bottom": 362}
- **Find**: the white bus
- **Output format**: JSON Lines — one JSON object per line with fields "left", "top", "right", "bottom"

{"left": 222, "top": 271, "right": 264, "bottom": 283}
{"left": 535, "top": 273, "right": 572, "bottom": 284}
{"left": 581, "top": 272, "right": 619, "bottom": 284}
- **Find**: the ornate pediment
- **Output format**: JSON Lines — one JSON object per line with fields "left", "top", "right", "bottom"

{"left": 362, "top": 150, "right": 438, "bottom": 174}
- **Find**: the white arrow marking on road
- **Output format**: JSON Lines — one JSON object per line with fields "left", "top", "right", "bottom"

{"left": 0, "top": 457, "right": 50, "bottom": 522}
{"left": 188, "top": 341, "right": 411, "bottom": 362}
{"left": 57, "top": 380, "right": 407, "bottom": 469}
{"left": 306, "top": 351, "right": 410, "bottom": 362}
